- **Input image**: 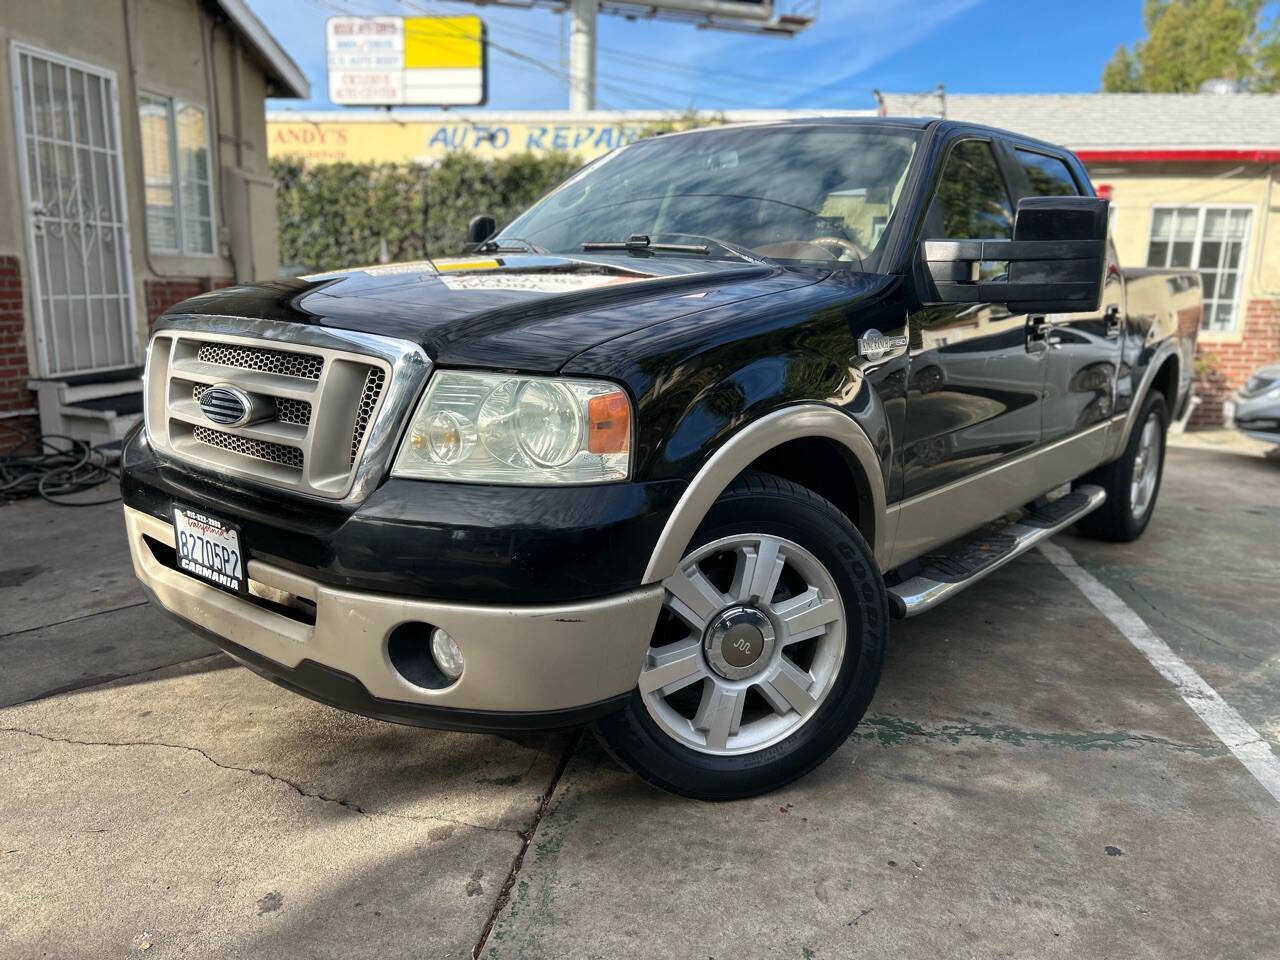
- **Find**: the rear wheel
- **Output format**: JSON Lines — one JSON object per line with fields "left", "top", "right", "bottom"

{"left": 595, "top": 472, "right": 887, "bottom": 800}
{"left": 1074, "top": 391, "right": 1168, "bottom": 542}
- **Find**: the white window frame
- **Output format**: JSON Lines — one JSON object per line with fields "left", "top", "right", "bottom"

{"left": 138, "top": 90, "right": 217, "bottom": 257}
{"left": 1146, "top": 203, "right": 1253, "bottom": 335}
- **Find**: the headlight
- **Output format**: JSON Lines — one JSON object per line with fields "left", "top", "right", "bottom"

{"left": 391, "top": 371, "right": 631, "bottom": 484}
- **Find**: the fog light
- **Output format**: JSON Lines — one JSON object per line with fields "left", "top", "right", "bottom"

{"left": 430, "top": 627, "right": 464, "bottom": 681}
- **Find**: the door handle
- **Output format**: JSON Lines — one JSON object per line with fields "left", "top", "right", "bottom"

{"left": 1026, "top": 314, "right": 1050, "bottom": 353}
{"left": 1104, "top": 304, "right": 1122, "bottom": 339}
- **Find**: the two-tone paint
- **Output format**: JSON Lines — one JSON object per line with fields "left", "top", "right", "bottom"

{"left": 120, "top": 117, "right": 1198, "bottom": 729}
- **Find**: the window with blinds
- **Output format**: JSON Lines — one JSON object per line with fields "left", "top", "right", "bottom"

{"left": 138, "top": 92, "right": 215, "bottom": 256}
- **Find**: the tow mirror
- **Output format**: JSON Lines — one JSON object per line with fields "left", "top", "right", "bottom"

{"left": 466, "top": 214, "right": 496, "bottom": 248}
{"left": 922, "top": 196, "right": 1109, "bottom": 313}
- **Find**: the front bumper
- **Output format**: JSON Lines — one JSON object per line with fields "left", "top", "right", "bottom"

{"left": 120, "top": 427, "right": 684, "bottom": 604}
{"left": 125, "top": 505, "right": 663, "bottom": 728}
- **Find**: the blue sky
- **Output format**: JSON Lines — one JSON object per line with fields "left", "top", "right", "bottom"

{"left": 257, "top": 0, "right": 1146, "bottom": 113}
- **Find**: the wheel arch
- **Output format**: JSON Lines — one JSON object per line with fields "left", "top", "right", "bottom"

{"left": 1113, "top": 339, "right": 1180, "bottom": 455}
{"left": 641, "top": 405, "right": 889, "bottom": 583}
{"left": 1149, "top": 351, "right": 1180, "bottom": 411}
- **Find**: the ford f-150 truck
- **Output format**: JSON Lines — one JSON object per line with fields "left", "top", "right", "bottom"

{"left": 121, "top": 118, "right": 1199, "bottom": 800}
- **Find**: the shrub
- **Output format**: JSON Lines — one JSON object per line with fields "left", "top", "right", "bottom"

{"left": 272, "top": 151, "right": 582, "bottom": 272}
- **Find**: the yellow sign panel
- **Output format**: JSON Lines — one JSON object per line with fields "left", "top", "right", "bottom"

{"left": 404, "top": 16, "right": 482, "bottom": 69}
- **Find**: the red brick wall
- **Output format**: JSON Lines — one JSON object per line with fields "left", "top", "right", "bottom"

{"left": 1191, "top": 298, "right": 1280, "bottom": 427}
{"left": 145, "top": 279, "right": 207, "bottom": 330}
{"left": 145, "top": 277, "right": 235, "bottom": 331}
{"left": 0, "top": 255, "right": 38, "bottom": 447}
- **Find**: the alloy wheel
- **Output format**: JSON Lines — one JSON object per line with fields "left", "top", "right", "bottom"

{"left": 1130, "top": 413, "right": 1163, "bottom": 520}
{"left": 639, "top": 534, "right": 847, "bottom": 756}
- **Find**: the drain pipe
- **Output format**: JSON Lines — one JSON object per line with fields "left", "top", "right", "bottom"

{"left": 120, "top": 0, "right": 165, "bottom": 282}
{"left": 203, "top": 10, "right": 238, "bottom": 281}
{"left": 1253, "top": 164, "right": 1278, "bottom": 298}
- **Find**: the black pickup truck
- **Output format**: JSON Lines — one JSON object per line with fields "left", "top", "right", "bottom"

{"left": 122, "top": 118, "right": 1199, "bottom": 800}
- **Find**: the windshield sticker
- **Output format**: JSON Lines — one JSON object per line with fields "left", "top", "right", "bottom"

{"left": 437, "top": 273, "right": 643, "bottom": 293}
{"left": 299, "top": 260, "right": 439, "bottom": 281}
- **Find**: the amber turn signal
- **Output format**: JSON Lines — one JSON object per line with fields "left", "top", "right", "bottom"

{"left": 587, "top": 390, "right": 630, "bottom": 454}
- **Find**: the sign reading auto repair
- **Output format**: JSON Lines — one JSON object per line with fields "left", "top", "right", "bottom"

{"left": 268, "top": 115, "right": 651, "bottom": 165}
{"left": 326, "top": 15, "right": 487, "bottom": 106}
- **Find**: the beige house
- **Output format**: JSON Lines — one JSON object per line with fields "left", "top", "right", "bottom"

{"left": 0, "top": 0, "right": 307, "bottom": 445}
{"left": 879, "top": 92, "right": 1280, "bottom": 427}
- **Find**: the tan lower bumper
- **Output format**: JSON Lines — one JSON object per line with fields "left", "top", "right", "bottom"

{"left": 124, "top": 505, "right": 663, "bottom": 712}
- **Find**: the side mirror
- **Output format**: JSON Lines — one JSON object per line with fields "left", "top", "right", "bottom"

{"left": 922, "top": 196, "right": 1109, "bottom": 313}
{"left": 466, "top": 214, "right": 496, "bottom": 247}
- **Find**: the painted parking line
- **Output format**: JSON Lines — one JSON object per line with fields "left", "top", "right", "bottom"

{"left": 1039, "top": 539, "right": 1280, "bottom": 805}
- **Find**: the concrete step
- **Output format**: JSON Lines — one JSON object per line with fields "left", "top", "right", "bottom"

{"left": 29, "top": 376, "right": 144, "bottom": 448}
{"left": 60, "top": 378, "right": 144, "bottom": 405}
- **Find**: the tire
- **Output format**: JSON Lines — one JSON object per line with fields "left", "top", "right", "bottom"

{"left": 1074, "top": 391, "right": 1169, "bottom": 542}
{"left": 594, "top": 471, "right": 888, "bottom": 801}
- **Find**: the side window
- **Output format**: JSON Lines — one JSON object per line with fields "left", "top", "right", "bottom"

{"left": 926, "top": 140, "right": 1013, "bottom": 239}
{"left": 1017, "top": 149, "right": 1080, "bottom": 197}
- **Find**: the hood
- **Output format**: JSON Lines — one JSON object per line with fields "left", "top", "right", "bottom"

{"left": 166, "top": 254, "right": 829, "bottom": 372}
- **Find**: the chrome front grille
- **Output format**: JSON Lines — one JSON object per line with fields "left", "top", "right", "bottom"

{"left": 145, "top": 320, "right": 427, "bottom": 501}
{"left": 196, "top": 342, "right": 324, "bottom": 379}
{"left": 194, "top": 382, "right": 313, "bottom": 427}
{"left": 351, "top": 368, "right": 387, "bottom": 464}
{"left": 275, "top": 397, "right": 313, "bottom": 426}
{"left": 193, "top": 425, "right": 305, "bottom": 469}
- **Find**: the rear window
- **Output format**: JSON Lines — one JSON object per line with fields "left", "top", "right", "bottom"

{"left": 1017, "top": 149, "right": 1079, "bottom": 197}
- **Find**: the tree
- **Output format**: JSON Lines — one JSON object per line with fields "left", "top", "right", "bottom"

{"left": 1102, "top": 0, "right": 1280, "bottom": 92}
{"left": 635, "top": 108, "right": 728, "bottom": 140}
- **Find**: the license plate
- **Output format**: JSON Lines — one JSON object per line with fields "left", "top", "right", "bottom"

{"left": 172, "top": 505, "right": 246, "bottom": 594}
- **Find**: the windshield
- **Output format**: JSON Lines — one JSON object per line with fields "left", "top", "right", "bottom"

{"left": 497, "top": 124, "right": 921, "bottom": 266}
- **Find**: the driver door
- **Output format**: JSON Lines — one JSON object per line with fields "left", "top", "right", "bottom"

{"left": 900, "top": 138, "right": 1047, "bottom": 503}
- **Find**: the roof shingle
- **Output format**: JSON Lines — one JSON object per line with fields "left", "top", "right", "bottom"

{"left": 877, "top": 93, "right": 1280, "bottom": 150}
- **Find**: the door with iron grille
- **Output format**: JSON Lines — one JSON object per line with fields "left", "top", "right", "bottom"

{"left": 11, "top": 42, "right": 138, "bottom": 377}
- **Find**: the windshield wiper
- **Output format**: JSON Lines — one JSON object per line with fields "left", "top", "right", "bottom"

{"left": 580, "top": 234, "right": 767, "bottom": 264}
{"left": 478, "top": 237, "right": 548, "bottom": 254}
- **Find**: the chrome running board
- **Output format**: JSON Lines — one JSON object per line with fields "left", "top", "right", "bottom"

{"left": 887, "top": 484, "right": 1107, "bottom": 619}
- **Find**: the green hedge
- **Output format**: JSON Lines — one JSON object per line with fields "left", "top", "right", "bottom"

{"left": 271, "top": 151, "right": 582, "bottom": 273}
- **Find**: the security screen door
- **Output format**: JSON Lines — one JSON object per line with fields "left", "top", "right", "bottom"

{"left": 11, "top": 42, "right": 138, "bottom": 377}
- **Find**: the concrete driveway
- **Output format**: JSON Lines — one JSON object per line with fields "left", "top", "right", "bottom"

{"left": 2, "top": 440, "right": 1278, "bottom": 959}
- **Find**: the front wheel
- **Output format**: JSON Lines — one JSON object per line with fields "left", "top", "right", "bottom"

{"left": 1074, "top": 391, "right": 1169, "bottom": 542}
{"left": 594, "top": 472, "right": 888, "bottom": 801}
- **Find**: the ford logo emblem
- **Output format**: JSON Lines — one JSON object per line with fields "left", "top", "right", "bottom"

{"left": 199, "top": 384, "right": 253, "bottom": 427}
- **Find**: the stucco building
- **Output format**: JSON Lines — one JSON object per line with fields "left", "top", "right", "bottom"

{"left": 1, "top": 0, "right": 306, "bottom": 445}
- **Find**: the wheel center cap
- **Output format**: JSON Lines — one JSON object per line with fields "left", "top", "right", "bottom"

{"left": 704, "top": 606, "right": 775, "bottom": 680}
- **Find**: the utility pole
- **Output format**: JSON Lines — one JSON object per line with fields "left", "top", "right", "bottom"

{"left": 568, "top": 0, "right": 597, "bottom": 112}
{"left": 457, "top": 1, "right": 817, "bottom": 113}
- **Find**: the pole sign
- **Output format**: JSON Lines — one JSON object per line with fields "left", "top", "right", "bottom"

{"left": 326, "top": 16, "right": 488, "bottom": 107}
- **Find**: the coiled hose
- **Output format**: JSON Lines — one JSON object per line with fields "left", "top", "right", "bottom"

{"left": 0, "top": 424, "right": 121, "bottom": 507}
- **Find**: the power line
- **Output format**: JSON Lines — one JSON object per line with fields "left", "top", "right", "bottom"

{"left": 401, "top": 0, "right": 829, "bottom": 101}
{"left": 424, "top": 2, "right": 828, "bottom": 97}
{"left": 313, "top": 0, "right": 830, "bottom": 111}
